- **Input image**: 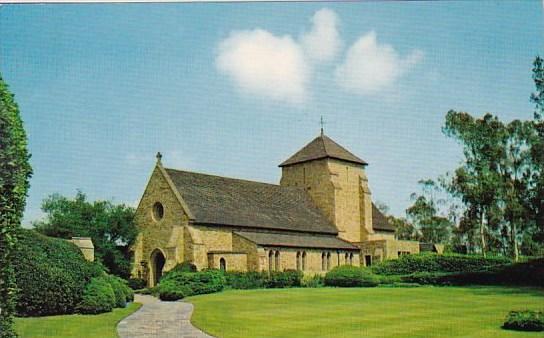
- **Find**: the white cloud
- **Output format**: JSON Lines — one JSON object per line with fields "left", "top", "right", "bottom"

{"left": 216, "top": 29, "right": 309, "bottom": 103}
{"left": 335, "top": 31, "right": 424, "bottom": 95}
{"left": 301, "top": 8, "right": 342, "bottom": 63}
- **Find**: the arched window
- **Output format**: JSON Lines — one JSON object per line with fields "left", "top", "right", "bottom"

{"left": 219, "top": 258, "right": 226, "bottom": 272}
{"left": 349, "top": 253, "right": 354, "bottom": 265}
{"left": 321, "top": 252, "right": 326, "bottom": 270}
{"left": 345, "top": 253, "right": 349, "bottom": 265}
{"left": 302, "top": 252, "right": 307, "bottom": 271}
{"left": 275, "top": 251, "right": 280, "bottom": 271}
{"left": 268, "top": 250, "right": 274, "bottom": 273}
{"left": 326, "top": 252, "right": 331, "bottom": 271}
{"left": 296, "top": 252, "right": 301, "bottom": 271}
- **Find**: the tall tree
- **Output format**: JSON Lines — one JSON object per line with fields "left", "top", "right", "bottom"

{"left": 33, "top": 192, "right": 137, "bottom": 278}
{"left": 406, "top": 179, "right": 452, "bottom": 244}
{"left": 529, "top": 56, "right": 544, "bottom": 248}
{"left": 443, "top": 112, "right": 505, "bottom": 257}
{"left": 0, "top": 75, "right": 32, "bottom": 338}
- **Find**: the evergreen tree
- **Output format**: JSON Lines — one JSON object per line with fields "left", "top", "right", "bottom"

{"left": 0, "top": 75, "right": 32, "bottom": 338}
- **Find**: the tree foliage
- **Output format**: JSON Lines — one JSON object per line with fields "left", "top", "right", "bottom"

{"left": 0, "top": 75, "right": 32, "bottom": 338}
{"left": 33, "top": 191, "right": 137, "bottom": 278}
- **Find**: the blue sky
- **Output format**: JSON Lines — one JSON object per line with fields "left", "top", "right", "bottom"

{"left": 1, "top": 1, "right": 543, "bottom": 225}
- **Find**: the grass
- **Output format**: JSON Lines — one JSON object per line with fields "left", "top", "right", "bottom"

{"left": 14, "top": 302, "right": 142, "bottom": 338}
{"left": 187, "top": 286, "right": 544, "bottom": 338}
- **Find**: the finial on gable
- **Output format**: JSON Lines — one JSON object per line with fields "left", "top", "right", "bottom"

{"left": 156, "top": 151, "right": 163, "bottom": 164}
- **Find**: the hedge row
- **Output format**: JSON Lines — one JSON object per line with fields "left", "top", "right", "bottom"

{"left": 224, "top": 270, "right": 303, "bottom": 289}
{"left": 157, "top": 269, "right": 226, "bottom": 301}
{"left": 13, "top": 229, "right": 103, "bottom": 316}
{"left": 400, "top": 258, "right": 544, "bottom": 287}
{"left": 324, "top": 266, "right": 379, "bottom": 287}
{"left": 372, "top": 253, "right": 510, "bottom": 275}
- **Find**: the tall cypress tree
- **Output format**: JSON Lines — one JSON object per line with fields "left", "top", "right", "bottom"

{"left": 0, "top": 75, "right": 32, "bottom": 338}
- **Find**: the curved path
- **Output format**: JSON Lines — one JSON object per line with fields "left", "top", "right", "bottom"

{"left": 117, "top": 294, "right": 214, "bottom": 338}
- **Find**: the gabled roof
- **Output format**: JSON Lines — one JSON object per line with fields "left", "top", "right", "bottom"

{"left": 279, "top": 133, "right": 367, "bottom": 167}
{"left": 164, "top": 168, "right": 338, "bottom": 234}
{"left": 372, "top": 203, "right": 396, "bottom": 232}
{"left": 234, "top": 231, "right": 359, "bottom": 250}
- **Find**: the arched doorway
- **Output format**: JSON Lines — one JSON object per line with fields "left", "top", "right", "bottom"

{"left": 150, "top": 249, "right": 166, "bottom": 287}
{"left": 219, "top": 258, "right": 226, "bottom": 272}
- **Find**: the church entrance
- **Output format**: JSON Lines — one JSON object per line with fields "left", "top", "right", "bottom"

{"left": 150, "top": 249, "right": 166, "bottom": 287}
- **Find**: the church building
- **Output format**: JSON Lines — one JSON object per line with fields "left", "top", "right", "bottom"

{"left": 131, "top": 133, "right": 420, "bottom": 286}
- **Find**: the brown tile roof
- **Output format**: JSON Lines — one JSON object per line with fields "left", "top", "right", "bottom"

{"left": 372, "top": 203, "right": 396, "bottom": 232}
{"left": 279, "top": 134, "right": 367, "bottom": 167}
{"left": 165, "top": 168, "right": 338, "bottom": 234}
{"left": 234, "top": 231, "right": 359, "bottom": 250}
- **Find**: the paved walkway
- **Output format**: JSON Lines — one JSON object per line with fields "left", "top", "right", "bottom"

{"left": 117, "top": 294, "right": 214, "bottom": 338}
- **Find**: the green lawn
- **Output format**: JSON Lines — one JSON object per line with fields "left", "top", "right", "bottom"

{"left": 188, "top": 287, "right": 544, "bottom": 338}
{"left": 14, "top": 302, "right": 142, "bottom": 338}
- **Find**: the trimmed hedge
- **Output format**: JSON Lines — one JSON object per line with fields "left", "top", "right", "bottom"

{"left": 76, "top": 277, "right": 116, "bottom": 314}
{"left": 372, "top": 253, "right": 510, "bottom": 275}
{"left": 324, "top": 265, "right": 379, "bottom": 287}
{"left": 503, "top": 310, "right": 544, "bottom": 332}
{"left": 267, "top": 270, "right": 303, "bottom": 288}
{"left": 224, "top": 271, "right": 268, "bottom": 289}
{"left": 400, "top": 258, "right": 544, "bottom": 287}
{"left": 157, "top": 269, "right": 225, "bottom": 301}
{"left": 13, "top": 229, "right": 103, "bottom": 316}
{"left": 105, "top": 275, "right": 134, "bottom": 307}
{"left": 224, "top": 270, "right": 303, "bottom": 289}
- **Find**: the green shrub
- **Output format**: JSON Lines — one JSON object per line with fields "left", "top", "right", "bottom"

{"left": 157, "top": 269, "right": 226, "bottom": 299}
{"left": 400, "top": 259, "right": 544, "bottom": 287}
{"left": 224, "top": 271, "right": 268, "bottom": 289}
{"left": 127, "top": 278, "right": 146, "bottom": 290}
{"left": 158, "top": 280, "right": 190, "bottom": 301}
{"left": 301, "top": 274, "right": 324, "bottom": 288}
{"left": 105, "top": 275, "right": 133, "bottom": 307}
{"left": 75, "top": 277, "right": 116, "bottom": 314}
{"left": 503, "top": 310, "right": 544, "bottom": 332}
{"left": 372, "top": 253, "right": 510, "bottom": 275}
{"left": 325, "top": 265, "right": 379, "bottom": 287}
{"left": 165, "top": 261, "right": 197, "bottom": 275}
{"left": 267, "top": 270, "right": 303, "bottom": 288}
{"left": 106, "top": 275, "right": 127, "bottom": 308}
{"left": 13, "top": 229, "right": 103, "bottom": 316}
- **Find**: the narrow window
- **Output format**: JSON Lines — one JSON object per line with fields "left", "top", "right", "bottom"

{"left": 302, "top": 252, "right": 307, "bottom": 271}
{"left": 296, "top": 251, "right": 301, "bottom": 271}
{"left": 275, "top": 251, "right": 280, "bottom": 271}
{"left": 326, "top": 252, "right": 331, "bottom": 271}
{"left": 345, "top": 253, "right": 349, "bottom": 265}
{"left": 219, "top": 258, "right": 226, "bottom": 272}
{"left": 268, "top": 250, "right": 274, "bottom": 273}
{"left": 321, "top": 252, "right": 326, "bottom": 270}
{"left": 349, "top": 253, "right": 354, "bottom": 265}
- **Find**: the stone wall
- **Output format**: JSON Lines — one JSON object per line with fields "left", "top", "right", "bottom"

{"left": 207, "top": 252, "right": 248, "bottom": 271}
{"left": 131, "top": 164, "right": 188, "bottom": 284}
{"left": 69, "top": 237, "right": 94, "bottom": 262}
{"left": 261, "top": 247, "right": 360, "bottom": 274}
{"left": 359, "top": 239, "right": 420, "bottom": 266}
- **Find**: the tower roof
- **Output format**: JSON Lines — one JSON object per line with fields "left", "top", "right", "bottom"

{"left": 279, "top": 134, "right": 367, "bottom": 167}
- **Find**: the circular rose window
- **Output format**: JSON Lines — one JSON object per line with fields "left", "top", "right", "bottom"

{"left": 152, "top": 202, "right": 164, "bottom": 221}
